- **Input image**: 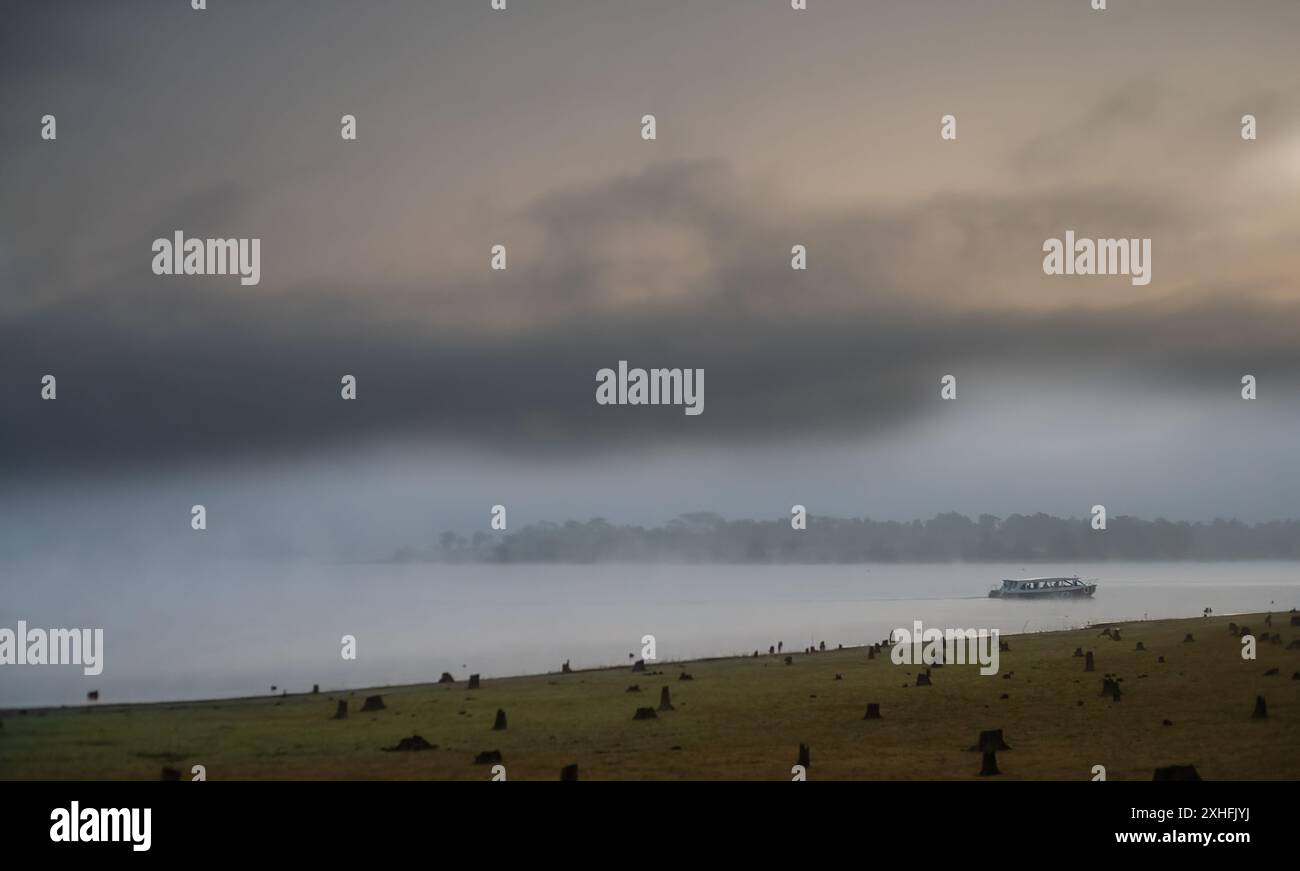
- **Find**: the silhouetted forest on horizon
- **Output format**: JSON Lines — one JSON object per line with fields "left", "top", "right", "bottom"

{"left": 392, "top": 512, "right": 1300, "bottom": 564}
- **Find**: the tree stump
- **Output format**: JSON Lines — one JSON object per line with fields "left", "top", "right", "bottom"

{"left": 360, "top": 694, "right": 385, "bottom": 712}
{"left": 1183, "top": 633, "right": 1194, "bottom": 643}
{"left": 916, "top": 672, "right": 931, "bottom": 687}
{"left": 632, "top": 707, "right": 657, "bottom": 720}
{"left": 970, "top": 729, "right": 1011, "bottom": 752}
{"left": 1135, "top": 641, "right": 1145, "bottom": 651}
{"left": 332, "top": 700, "right": 347, "bottom": 720}
{"left": 1252, "top": 695, "right": 1268, "bottom": 719}
{"left": 385, "top": 735, "right": 435, "bottom": 752}
{"left": 1072, "top": 647, "right": 1084, "bottom": 657}
{"left": 561, "top": 764, "right": 579, "bottom": 781}
{"left": 561, "top": 660, "right": 572, "bottom": 674}
{"left": 467, "top": 674, "right": 481, "bottom": 690}
{"left": 864, "top": 703, "right": 882, "bottom": 720}
{"left": 161, "top": 767, "right": 182, "bottom": 781}
{"left": 493, "top": 708, "right": 507, "bottom": 730}
{"left": 631, "top": 659, "right": 646, "bottom": 672}
{"left": 979, "top": 751, "right": 1000, "bottom": 776}
{"left": 797, "top": 743, "right": 810, "bottom": 769}
{"left": 474, "top": 749, "right": 503, "bottom": 765}
{"left": 438, "top": 672, "right": 455, "bottom": 684}
{"left": 658, "top": 686, "right": 674, "bottom": 711}
{"left": 1084, "top": 651, "right": 1095, "bottom": 672}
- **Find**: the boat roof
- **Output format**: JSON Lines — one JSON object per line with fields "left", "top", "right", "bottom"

{"left": 1002, "top": 576, "right": 1079, "bottom": 582}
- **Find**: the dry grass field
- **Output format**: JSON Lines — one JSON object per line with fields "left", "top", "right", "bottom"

{"left": 2, "top": 612, "right": 1297, "bottom": 780}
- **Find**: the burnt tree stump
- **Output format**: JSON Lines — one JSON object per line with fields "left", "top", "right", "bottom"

{"left": 970, "top": 729, "right": 1012, "bottom": 752}
{"left": 979, "top": 751, "right": 1000, "bottom": 776}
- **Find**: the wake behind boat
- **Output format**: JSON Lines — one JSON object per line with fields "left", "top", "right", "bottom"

{"left": 989, "top": 575, "right": 1097, "bottom": 599}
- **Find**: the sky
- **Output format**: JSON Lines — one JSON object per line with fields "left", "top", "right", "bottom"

{"left": 2, "top": 0, "right": 1300, "bottom": 560}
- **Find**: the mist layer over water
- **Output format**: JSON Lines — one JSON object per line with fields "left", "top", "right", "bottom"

{"left": 2, "top": 561, "right": 1297, "bottom": 707}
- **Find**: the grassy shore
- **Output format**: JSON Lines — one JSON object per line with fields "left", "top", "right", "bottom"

{"left": 2, "top": 612, "right": 1297, "bottom": 780}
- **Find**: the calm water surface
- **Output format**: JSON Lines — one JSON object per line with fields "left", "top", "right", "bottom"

{"left": 3, "top": 560, "right": 1297, "bottom": 706}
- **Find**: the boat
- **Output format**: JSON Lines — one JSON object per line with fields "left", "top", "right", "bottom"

{"left": 988, "top": 575, "right": 1096, "bottom": 599}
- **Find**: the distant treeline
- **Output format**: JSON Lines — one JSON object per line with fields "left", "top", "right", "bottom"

{"left": 392, "top": 512, "right": 1300, "bottom": 563}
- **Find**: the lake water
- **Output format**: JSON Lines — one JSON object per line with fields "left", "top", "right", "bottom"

{"left": 2, "top": 560, "right": 1297, "bottom": 706}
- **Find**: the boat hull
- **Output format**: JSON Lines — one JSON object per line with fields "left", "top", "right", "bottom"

{"left": 989, "top": 584, "right": 1096, "bottom": 599}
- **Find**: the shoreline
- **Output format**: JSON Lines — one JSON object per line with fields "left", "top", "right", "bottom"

{"left": 0, "top": 606, "right": 1280, "bottom": 715}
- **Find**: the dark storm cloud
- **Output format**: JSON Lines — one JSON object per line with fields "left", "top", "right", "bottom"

{"left": 4, "top": 2, "right": 1300, "bottom": 484}
{"left": 0, "top": 1, "right": 121, "bottom": 85}
{"left": 2, "top": 158, "right": 1298, "bottom": 479}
